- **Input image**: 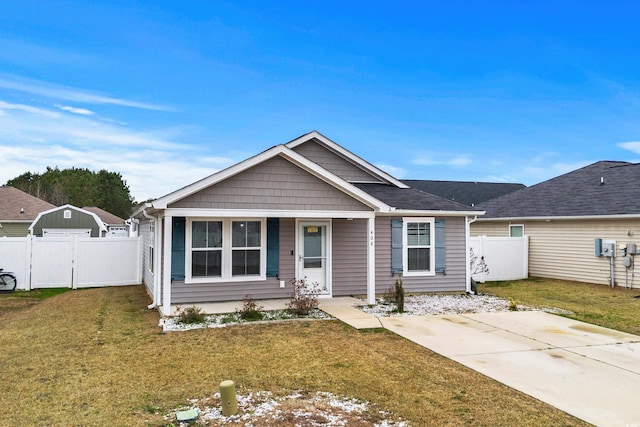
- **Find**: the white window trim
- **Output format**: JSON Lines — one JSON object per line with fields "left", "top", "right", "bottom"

{"left": 185, "top": 218, "right": 267, "bottom": 283}
{"left": 148, "top": 245, "right": 154, "bottom": 274}
{"left": 402, "top": 217, "right": 435, "bottom": 277}
{"left": 509, "top": 224, "right": 524, "bottom": 237}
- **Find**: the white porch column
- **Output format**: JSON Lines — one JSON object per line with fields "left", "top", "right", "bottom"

{"left": 367, "top": 216, "right": 376, "bottom": 304}
{"left": 162, "top": 215, "right": 173, "bottom": 316}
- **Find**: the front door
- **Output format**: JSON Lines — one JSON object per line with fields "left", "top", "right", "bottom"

{"left": 298, "top": 221, "right": 331, "bottom": 295}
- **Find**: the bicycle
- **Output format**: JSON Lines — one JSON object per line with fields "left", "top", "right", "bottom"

{"left": 0, "top": 269, "right": 17, "bottom": 292}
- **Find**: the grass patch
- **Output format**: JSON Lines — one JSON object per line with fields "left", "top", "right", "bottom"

{"left": 479, "top": 278, "right": 640, "bottom": 334}
{"left": 0, "top": 288, "right": 69, "bottom": 319}
{"left": 0, "top": 285, "right": 588, "bottom": 426}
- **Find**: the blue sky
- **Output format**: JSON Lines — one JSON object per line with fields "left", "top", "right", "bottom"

{"left": 1, "top": 1, "right": 640, "bottom": 202}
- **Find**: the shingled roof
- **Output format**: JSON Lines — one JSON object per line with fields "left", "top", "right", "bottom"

{"left": 82, "top": 206, "right": 126, "bottom": 226}
{"left": 477, "top": 161, "right": 640, "bottom": 219}
{"left": 0, "top": 186, "right": 55, "bottom": 221}
{"left": 355, "top": 183, "right": 481, "bottom": 212}
{"left": 402, "top": 180, "right": 525, "bottom": 206}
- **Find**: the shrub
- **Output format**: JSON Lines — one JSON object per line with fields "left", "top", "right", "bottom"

{"left": 237, "top": 294, "right": 264, "bottom": 321}
{"left": 287, "top": 277, "right": 320, "bottom": 316}
{"left": 175, "top": 305, "right": 206, "bottom": 324}
{"left": 394, "top": 275, "right": 405, "bottom": 313}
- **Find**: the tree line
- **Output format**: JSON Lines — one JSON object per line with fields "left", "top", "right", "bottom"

{"left": 6, "top": 167, "right": 134, "bottom": 219}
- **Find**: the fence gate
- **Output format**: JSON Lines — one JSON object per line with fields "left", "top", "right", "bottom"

{"left": 470, "top": 235, "right": 529, "bottom": 282}
{"left": 31, "top": 238, "right": 75, "bottom": 288}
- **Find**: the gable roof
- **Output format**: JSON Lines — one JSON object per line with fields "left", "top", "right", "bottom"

{"left": 477, "top": 161, "right": 640, "bottom": 219}
{"left": 82, "top": 207, "right": 126, "bottom": 226}
{"left": 402, "top": 180, "right": 525, "bottom": 207}
{"left": 286, "top": 131, "right": 410, "bottom": 188}
{"left": 144, "top": 131, "right": 483, "bottom": 217}
{"left": 0, "top": 186, "right": 55, "bottom": 222}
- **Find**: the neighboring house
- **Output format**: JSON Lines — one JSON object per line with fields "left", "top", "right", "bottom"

{"left": 29, "top": 204, "right": 107, "bottom": 237}
{"left": 402, "top": 180, "right": 525, "bottom": 207}
{"left": 0, "top": 186, "right": 55, "bottom": 237}
{"left": 82, "top": 206, "right": 129, "bottom": 237}
{"left": 134, "top": 131, "right": 482, "bottom": 315}
{"left": 472, "top": 161, "right": 640, "bottom": 288}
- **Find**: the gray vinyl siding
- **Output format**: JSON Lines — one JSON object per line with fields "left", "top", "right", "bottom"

{"left": 472, "top": 218, "right": 640, "bottom": 288}
{"left": 291, "top": 140, "right": 386, "bottom": 183}
{"left": 332, "top": 219, "right": 368, "bottom": 296}
{"left": 31, "top": 209, "right": 101, "bottom": 237}
{"left": 139, "top": 219, "right": 155, "bottom": 296}
{"left": 375, "top": 216, "right": 467, "bottom": 294}
{"left": 171, "top": 218, "right": 297, "bottom": 303}
{"left": 170, "top": 156, "right": 370, "bottom": 212}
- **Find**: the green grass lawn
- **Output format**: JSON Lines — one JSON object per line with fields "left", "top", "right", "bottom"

{"left": 478, "top": 278, "right": 640, "bottom": 335}
{"left": 0, "top": 285, "right": 590, "bottom": 426}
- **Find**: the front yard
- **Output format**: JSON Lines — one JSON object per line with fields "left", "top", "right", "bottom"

{"left": 0, "top": 283, "right": 600, "bottom": 426}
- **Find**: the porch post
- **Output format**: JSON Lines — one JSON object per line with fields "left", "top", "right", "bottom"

{"left": 162, "top": 214, "right": 173, "bottom": 316}
{"left": 367, "top": 216, "right": 376, "bottom": 304}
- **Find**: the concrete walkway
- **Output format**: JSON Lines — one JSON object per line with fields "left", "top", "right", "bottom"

{"left": 380, "top": 311, "right": 640, "bottom": 427}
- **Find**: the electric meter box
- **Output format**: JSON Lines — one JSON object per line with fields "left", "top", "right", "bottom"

{"left": 602, "top": 240, "right": 617, "bottom": 257}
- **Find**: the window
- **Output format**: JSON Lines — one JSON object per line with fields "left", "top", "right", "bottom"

{"left": 191, "top": 221, "right": 222, "bottom": 278}
{"left": 510, "top": 224, "right": 524, "bottom": 237}
{"left": 232, "top": 221, "right": 261, "bottom": 276}
{"left": 403, "top": 217, "right": 435, "bottom": 276}
{"left": 148, "top": 246, "right": 154, "bottom": 273}
{"left": 187, "top": 218, "right": 265, "bottom": 282}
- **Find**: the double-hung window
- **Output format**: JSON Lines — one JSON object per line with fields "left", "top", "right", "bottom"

{"left": 191, "top": 221, "right": 223, "bottom": 278}
{"left": 232, "top": 221, "right": 261, "bottom": 276}
{"left": 403, "top": 217, "right": 435, "bottom": 276}
{"left": 187, "top": 218, "right": 265, "bottom": 282}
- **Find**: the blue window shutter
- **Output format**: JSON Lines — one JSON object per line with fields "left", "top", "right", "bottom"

{"left": 266, "top": 218, "right": 279, "bottom": 277}
{"left": 171, "top": 217, "right": 186, "bottom": 281}
{"left": 391, "top": 218, "right": 403, "bottom": 274}
{"left": 435, "top": 218, "right": 446, "bottom": 273}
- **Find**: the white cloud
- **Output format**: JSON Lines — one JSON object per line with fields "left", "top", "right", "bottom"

{"left": 618, "top": 141, "right": 640, "bottom": 154}
{"left": 412, "top": 153, "right": 472, "bottom": 167}
{"left": 56, "top": 105, "right": 94, "bottom": 115}
{"left": 0, "top": 98, "right": 233, "bottom": 201}
{"left": 0, "top": 74, "right": 171, "bottom": 111}
{"left": 375, "top": 164, "right": 406, "bottom": 178}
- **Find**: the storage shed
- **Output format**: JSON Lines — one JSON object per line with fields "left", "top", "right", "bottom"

{"left": 29, "top": 204, "right": 107, "bottom": 237}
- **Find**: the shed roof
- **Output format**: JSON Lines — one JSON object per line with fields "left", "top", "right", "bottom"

{"left": 0, "top": 186, "right": 55, "bottom": 221}
{"left": 477, "top": 161, "right": 640, "bottom": 219}
{"left": 402, "top": 180, "right": 525, "bottom": 207}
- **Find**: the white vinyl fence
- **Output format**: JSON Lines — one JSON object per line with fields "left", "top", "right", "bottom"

{"left": 0, "top": 236, "right": 142, "bottom": 290}
{"left": 470, "top": 235, "right": 529, "bottom": 282}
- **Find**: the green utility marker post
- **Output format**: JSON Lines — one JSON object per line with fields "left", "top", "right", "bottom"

{"left": 220, "top": 380, "right": 238, "bottom": 417}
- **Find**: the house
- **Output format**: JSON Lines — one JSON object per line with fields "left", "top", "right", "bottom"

{"left": 82, "top": 206, "right": 129, "bottom": 237}
{"left": 0, "top": 186, "right": 55, "bottom": 237}
{"left": 133, "top": 131, "right": 483, "bottom": 315}
{"left": 471, "top": 161, "right": 640, "bottom": 288}
{"left": 29, "top": 204, "right": 108, "bottom": 237}
{"left": 401, "top": 180, "right": 525, "bottom": 207}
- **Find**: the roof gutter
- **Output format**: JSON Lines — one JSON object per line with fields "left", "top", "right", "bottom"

{"left": 379, "top": 209, "right": 485, "bottom": 217}
{"left": 476, "top": 213, "right": 640, "bottom": 222}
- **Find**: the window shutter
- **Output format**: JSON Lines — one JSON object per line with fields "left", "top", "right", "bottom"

{"left": 266, "top": 218, "right": 279, "bottom": 277}
{"left": 171, "top": 217, "right": 186, "bottom": 281}
{"left": 435, "top": 218, "right": 446, "bottom": 273}
{"left": 391, "top": 218, "right": 403, "bottom": 274}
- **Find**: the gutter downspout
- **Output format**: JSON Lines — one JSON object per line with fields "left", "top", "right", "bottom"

{"left": 466, "top": 215, "right": 478, "bottom": 293}
{"left": 142, "top": 208, "right": 160, "bottom": 309}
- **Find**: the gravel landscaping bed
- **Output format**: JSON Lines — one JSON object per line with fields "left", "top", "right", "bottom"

{"left": 168, "top": 390, "right": 408, "bottom": 426}
{"left": 361, "top": 293, "right": 533, "bottom": 317}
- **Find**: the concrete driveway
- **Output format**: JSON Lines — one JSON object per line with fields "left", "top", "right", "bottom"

{"left": 379, "top": 311, "right": 640, "bottom": 427}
